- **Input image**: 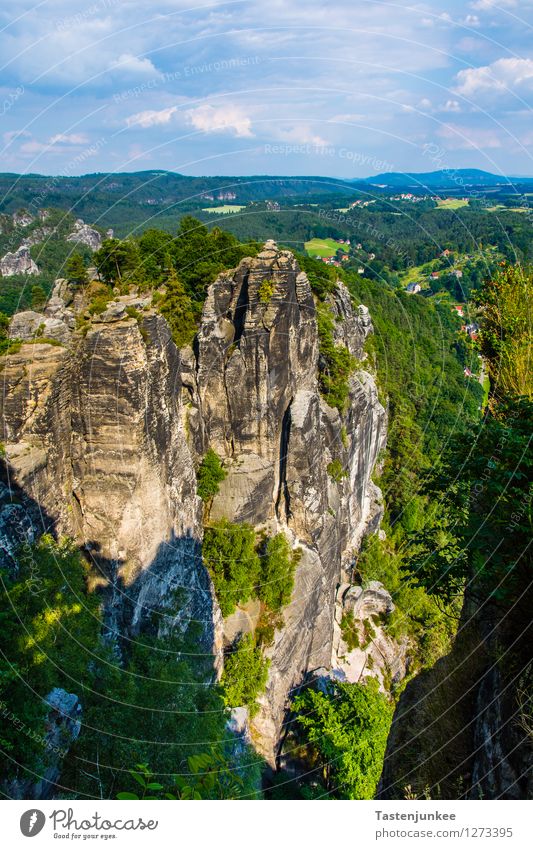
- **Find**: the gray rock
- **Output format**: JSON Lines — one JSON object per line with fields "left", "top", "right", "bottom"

{"left": 66, "top": 219, "right": 102, "bottom": 251}
{"left": 0, "top": 245, "right": 39, "bottom": 277}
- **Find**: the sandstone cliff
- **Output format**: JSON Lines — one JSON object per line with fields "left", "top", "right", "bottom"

{"left": 1, "top": 241, "right": 387, "bottom": 769}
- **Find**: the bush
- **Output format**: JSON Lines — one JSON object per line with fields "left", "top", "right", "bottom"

{"left": 327, "top": 459, "right": 348, "bottom": 483}
{"left": 317, "top": 302, "right": 355, "bottom": 413}
{"left": 340, "top": 610, "right": 360, "bottom": 651}
{"left": 222, "top": 634, "right": 270, "bottom": 716}
{"left": 202, "top": 520, "right": 260, "bottom": 616}
{"left": 197, "top": 449, "right": 227, "bottom": 503}
{"left": 257, "top": 533, "right": 299, "bottom": 612}
{"left": 293, "top": 678, "right": 393, "bottom": 799}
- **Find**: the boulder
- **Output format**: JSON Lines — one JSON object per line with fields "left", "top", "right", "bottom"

{"left": 66, "top": 219, "right": 102, "bottom": 251}
{"left": 0, "top": 245, "right": 39, "bottom": 277}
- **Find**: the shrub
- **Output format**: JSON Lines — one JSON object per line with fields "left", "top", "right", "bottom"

{"left": 202, "top": 520, "right": 260, "bottom": 616}
{"left": 197, "top": 449, "right": 227, "bottom": 503}
{"left": 222, "top": 634, "right": 269, "bottom": 716}
{"left": 327, "top": 459, "right": 348, "bottom": 483}
{"left": 293, "top": 678, "right": 393, "bottom": 799}
{"left": 340, "top": 610, "right": 360, "bottom": 651}
{"left": 257, "top": 533, "right": 300, "bottom": 612}
{"left": 317, "top": 302, "right": 355, "bottom": 413}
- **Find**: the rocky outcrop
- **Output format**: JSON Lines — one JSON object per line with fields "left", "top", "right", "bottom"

{"left": 331, "top": 581, "right": 408, "bottom": 689}
{"left": 13, "top": 210, "right": 33, "bottom": 228}
{"left": 0, "top": 245, "right": 39, "bottom": 277}
{"left": 185, "top": 242, "right": 387, "bottom": 762}
{"left": 8, "top": 310, "right": 72, "bottom": 345}
{"left": 1, "top": 241, "right": 388, "bottom": 771}
{"left": 66, "top": 219, "right": 102, "bottom": 251}
{"left": 0, "top": 306, "right": 218, "bottom": 657}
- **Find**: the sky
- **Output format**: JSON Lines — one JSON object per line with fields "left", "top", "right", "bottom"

{"left": 0, "top": 0, "right": 532, "bottom": 178}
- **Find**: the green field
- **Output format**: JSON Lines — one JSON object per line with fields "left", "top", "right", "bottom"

{"left": 305, "top": 237, "right": 347, "bottom": 257}
{"left": 202, "top": 205, "right": 246, "bottom": 214}
{"left": 435, "top": 198, "right": 469, "bottom": 210}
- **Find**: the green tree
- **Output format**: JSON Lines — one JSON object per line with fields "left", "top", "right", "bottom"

{"left": 30, "top": 284, "right": 47, "bottom": 310}
{"left": 65, "top": 253, "right": 87, "bottom": 285}
{"left": 257, "top": 533, "right": 299, "bottom": 612}
{"left": 293, "top": 678, "right": 393, "bottom": 799}
{"left": 196, "top": 448, "right": 226, "bottom": 503}
{"left": 94, "top": 238, "right": 139, "bottom": 284}
{"left": 159, "top": 268, "right": 198, "bottom": 348}
{"left": 222, "top": 634, "right": 269, "bottom": 716}
{"left": 202, "top": 520, "right": 260, "bottom": 616}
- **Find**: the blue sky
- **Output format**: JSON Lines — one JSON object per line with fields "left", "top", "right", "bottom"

{"left": 1, "top": 0, "right": 532, "bottom": 177}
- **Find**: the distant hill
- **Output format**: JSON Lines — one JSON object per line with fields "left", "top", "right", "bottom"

{"left": 361, "top": 169, "right": 517, "bottom": 190}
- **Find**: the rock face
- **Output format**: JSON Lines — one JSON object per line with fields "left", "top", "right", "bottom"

{"left": 184, "top": 242, "right": 387, "bottom": 762}
{"left": 331, "top": 581, "right": 408, "bottom": 689}
{"left": 0, "top": 242, "right": 387, "bottom": 771}
{"left": 0, "top": 245, "right": 39, "bottom": 277}
{"left": 0, "top": 308, "right": 219, "bottom": 657}
{"left": 66, "top": 219, "right": 102, "bottom": 251}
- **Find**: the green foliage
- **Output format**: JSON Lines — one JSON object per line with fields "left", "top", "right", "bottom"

{"left": 65, "top": 253, "right": 88, "bottom": 285}
{"left": 258, "top": 278, "right": 276, "bottom": 303}
{"left": 159, "top": 268, "right": 197, "bottom": 347}
{"left": 203, "top": 520, "right": 260, "bottom": 616}
{"left": 94, "top": 238, "right": 140, "bottom": 284}
{"left": 197, "top": 448, "right": 227, "bottom": 503}
{"left": 477, "top": 263, "right": 532, "bottom": 400}
{"left": 358, "top": 530, "right": 457, "bottom": 668}
{"left": 222, "top": 634, "right": 270, "bottom": 716}
{"left": 30, "top": 285, "right": 47, "bottom": 310}
{"left": 0, "top": 535, "right": 101, "bottom": 772}
{"left": 327, "top": 459, "right": 348, "bottom": 483}
{"left": 317, "top": 302, "right": 355, "bottom": 413}
{"left": 117, "top": 748, "right": 261, "bottom": 800}
{"left": 257, "top": 534, "right": 299, "bottom": 613}
{"left": 340, "top": 611, "right": 360, "bottom": 651}
{"left": 293, "top": 678, "right": 393, "bottom": 799}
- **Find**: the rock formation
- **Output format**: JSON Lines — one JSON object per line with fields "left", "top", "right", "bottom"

{"left": 0, "top": 242, "right": 388, "bottom": 773}
{"left": 66, "top": 219, "right": 102, "bottom": 251}
{"left": 0, "top": 245, "right": 39, "bottom": 277}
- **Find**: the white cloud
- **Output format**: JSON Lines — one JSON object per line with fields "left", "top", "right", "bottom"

{"left": 454, "top": 57, "right": 533, "bottom": 101}
{"left": 3, "top": 129, "right": 31, "bottom": 145}
{"left": 109, "top": 53, "right": 157, "bottom": 77}
{"left": 49, "top": 133, "right": 89, "bottom": 144}
{"left": 462, "top": 15, "right": 480, "bottom": 27}
{"left": 19, "top": 140, "right": 49, "bottom": 155}
{"left": 274, "top": 124, "right": 329, "bottom": 147}
{"left": 441, "top": 99, "right": 462, "bottom": 112}
{"left": 186, "top": 104, "right": 253, "bottom": 137}
{"left": 126, "top": 106, "right": 179, "bottom": 128}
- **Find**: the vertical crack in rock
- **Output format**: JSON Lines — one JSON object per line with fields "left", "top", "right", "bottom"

{"left": 275, "top": 400, "right": 292, "bottom": 523}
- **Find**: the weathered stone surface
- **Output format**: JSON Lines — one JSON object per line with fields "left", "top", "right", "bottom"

{"left": 0, "top": 245, "right": 39, "bottom": 277}
{"left": 188, "top": 243, "right": 387, "bottom": 763}
{"left": 0, "top": 313, "right": 219, "bottom": 660}
{"left": 66, "top": 219, "right": 102, "bottom": 251}
{"left": 13, "top": 211, "right": 34, "bottom": 228}
{"left": 8, "top": 311, "right": 71, "bottom": 344}
{"left": 1, "top": 241, "right": 389, "bottom": 777}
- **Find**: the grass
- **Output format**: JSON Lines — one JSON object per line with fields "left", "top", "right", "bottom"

{"left": 202, "top": 205, "right": 246, "bottom": 214}
{"left": 435, "top": 198, "right": 469, "bottom": 210}
{"left": 305, "top": 237, "right": 347, "bottom": 258}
